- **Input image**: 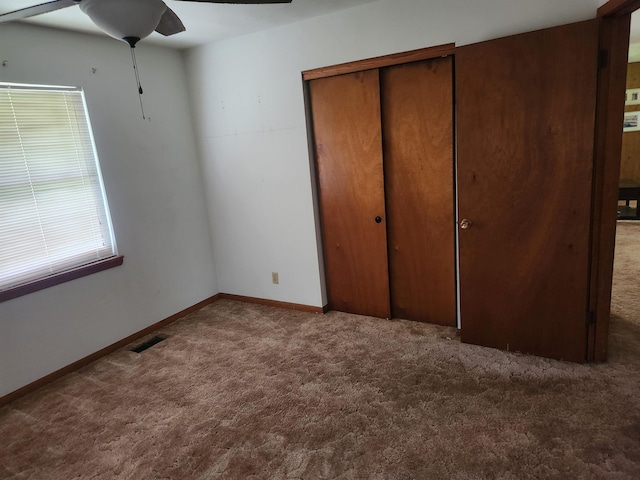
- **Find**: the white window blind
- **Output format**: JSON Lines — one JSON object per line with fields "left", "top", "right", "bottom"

{"left": 0, "top": 83, "right": 117, "bottom": 291}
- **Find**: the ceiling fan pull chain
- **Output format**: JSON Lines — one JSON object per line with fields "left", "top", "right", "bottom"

{"left": 128, "top": 44, "right": 146, "bottom": 120}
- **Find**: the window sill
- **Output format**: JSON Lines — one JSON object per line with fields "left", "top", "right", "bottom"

{"left": 0, "top": 256, "right": 124, "bottom": 303}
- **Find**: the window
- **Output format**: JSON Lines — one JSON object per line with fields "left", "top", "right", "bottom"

{"left": 0, "top": 83, "right": 121, "bottom": 302}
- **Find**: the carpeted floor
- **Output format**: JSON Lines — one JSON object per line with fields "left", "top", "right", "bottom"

{"left": 1, "top": 223, "right": 640, "bottom": 479}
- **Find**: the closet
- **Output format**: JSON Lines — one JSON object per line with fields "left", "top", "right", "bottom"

{"left": 306, "top": 19, "right": 606, "bottom": 362}
{"left": 308, "top": 56, "right": 456, "bottom": 327}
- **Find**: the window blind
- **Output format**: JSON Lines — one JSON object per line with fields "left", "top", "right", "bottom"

{"left": 0, "top": 83, "right": 117, "bottom": 291}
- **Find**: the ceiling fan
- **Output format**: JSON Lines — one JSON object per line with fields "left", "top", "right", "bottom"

{"left": 0, "top": 0, "right": 293, "bottom": 47}
{"left": 1, "top": 0, "right": 293, "bottom": 118}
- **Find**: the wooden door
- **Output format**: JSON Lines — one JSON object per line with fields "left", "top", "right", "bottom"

{"left": 309, "top": 70, "right": 390, "bottom": 318}
{"left": 381, "top": 57, "right": 456, "bottom": 326}
{"left": 456, "top": 20, "right": 600, "bottom": 362}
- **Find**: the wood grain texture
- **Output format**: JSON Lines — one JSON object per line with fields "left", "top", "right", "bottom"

{"left": 591, "top": 14, "right": 632, "bottom": 362}
{"left": 309, "top": 70, "right": 391, "bottom": 318}
{"left": 380, "top": 58, "right": 456, "bottom": 326}
{"left": 598, "top": 0, "right": 640, "bottom": 16}
{"left": 456, "top": 20, "right": 600, "bottom": 362}
{"left": 620, "top": 62, "right": 640, "bottom": 181}
{"left": 621, "top": 135, "right": 640, "bottom": 181}
{"left": 302, "top": 44, "right": 455, "bottom": 81}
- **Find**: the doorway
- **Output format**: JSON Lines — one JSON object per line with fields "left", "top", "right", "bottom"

{"left": 610, "top": 9, "right": 640, "bottom": 357}
{"left": 619, "top": 11, "right": 640, "bottom": 220}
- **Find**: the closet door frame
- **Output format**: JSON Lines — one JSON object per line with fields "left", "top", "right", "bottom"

{"left": 302, "top": 44, "right": 456, "bottom": 82}
{"left": 303, "top": 43, "right": 457, "bottom": 318}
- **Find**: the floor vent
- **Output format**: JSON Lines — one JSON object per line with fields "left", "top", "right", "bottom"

{"left": 131, "top": 335, "right": 166, "bottom": 353}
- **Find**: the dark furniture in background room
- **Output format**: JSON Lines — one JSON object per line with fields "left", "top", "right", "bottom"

{"left": 619, "top": 179, "right": 640, "bottom": 220}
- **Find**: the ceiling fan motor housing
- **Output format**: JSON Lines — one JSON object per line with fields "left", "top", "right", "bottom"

{"left": 79, "top": 0, "right": 167, "bottom": 43}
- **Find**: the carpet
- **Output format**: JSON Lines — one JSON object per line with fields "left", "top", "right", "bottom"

{"left": 1, "top": 222, "right": 640, "bottom": 479}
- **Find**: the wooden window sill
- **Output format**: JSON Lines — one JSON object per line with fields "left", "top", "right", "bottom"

{"left": 0, "top": 256, "right": 124, "bottom": 303}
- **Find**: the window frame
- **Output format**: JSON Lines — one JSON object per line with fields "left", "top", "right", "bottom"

{"left": 0, "top": 82, "right": 122, "bottom": 302}
{"left": 0, "top": 255, "right": 123, "bottom": 302}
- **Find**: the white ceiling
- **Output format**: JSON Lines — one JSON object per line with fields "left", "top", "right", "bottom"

{"left": 0, "top": 0, "right": 378, "bottom": 49}
{"left": 4, "top": 1, "right": 640, "bottom": 57}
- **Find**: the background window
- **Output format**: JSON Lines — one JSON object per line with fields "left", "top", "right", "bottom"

{"left": 0, "top": 83, "right": 118, "bottom": 294}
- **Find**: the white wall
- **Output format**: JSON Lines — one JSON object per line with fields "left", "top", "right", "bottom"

{"left": 184, "top": 0, "right": 605, "bottom": 308}
{"left": 0, "top": 24, "right": 217, "bottom": 397}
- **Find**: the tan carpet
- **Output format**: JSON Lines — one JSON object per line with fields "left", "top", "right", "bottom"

{"left": 1, "top": 222, "right": 640, "bottom": 479}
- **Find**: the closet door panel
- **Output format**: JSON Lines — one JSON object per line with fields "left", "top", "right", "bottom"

{"left": 381, "top": 57, "right": 456, "bottom": 326}
{"left": 309, "top": 70, "right": 391, "bottom": 318}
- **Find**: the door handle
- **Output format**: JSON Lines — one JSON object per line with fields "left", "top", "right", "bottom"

{"left": 459, "top": 219, "right": 472, "bottom": 230}
{"left": 375, "top": 216, "right": 383, "bottom": 224}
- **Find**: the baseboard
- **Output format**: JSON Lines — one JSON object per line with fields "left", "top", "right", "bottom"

{"left": 0, "top": 293, "right": 221, "bottom": 407}
{"left": 219, "top": 293, "right": 325, "bottom": 314}
{"left": 1, "top": 292, "right": 326, "bottom": 406}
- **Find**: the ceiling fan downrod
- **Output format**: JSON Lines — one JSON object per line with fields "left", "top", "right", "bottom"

{"left": 124, "top": 36, "right": 147, "bottom": 120}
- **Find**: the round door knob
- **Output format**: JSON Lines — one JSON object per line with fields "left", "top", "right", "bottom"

{"left": 375, "top": 216, "right": 382, "bottom": 223}
{"left": 460, "top": 219, "right": 472, "bottom": 230}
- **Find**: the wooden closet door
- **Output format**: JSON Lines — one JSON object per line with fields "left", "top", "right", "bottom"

{"left": 456, "top": 20, "right": 599, "bottom": 362}
{"left": 381, "top": 57, "right": 456, "bottom": 326}
{"left": 309, "top": 70, "right": 391, "bottom": 318}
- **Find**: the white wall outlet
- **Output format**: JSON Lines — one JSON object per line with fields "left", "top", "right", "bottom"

{"left": 272, "top": 272, "right": 279, "bottom": 284}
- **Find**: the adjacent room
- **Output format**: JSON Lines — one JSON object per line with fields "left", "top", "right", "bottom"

{"left": 1, "top": 0, "right": 639, "bottom": 477}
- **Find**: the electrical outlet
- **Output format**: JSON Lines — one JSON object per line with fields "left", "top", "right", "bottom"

{"left": 272, "top": 272, "right": 279, "bottom": 284}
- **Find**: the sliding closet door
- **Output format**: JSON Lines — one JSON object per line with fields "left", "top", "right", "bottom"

{"left": 309, "top": 70, "right": 391, "bottom": 318}
{"left": 456, "top": 20, "right": 599, "bottom": 361}
{"left": 381, "top": 57, "right": 456, "bottom": 326}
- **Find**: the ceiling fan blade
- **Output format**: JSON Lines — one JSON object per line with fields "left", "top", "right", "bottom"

{"left": 155, "top": 6, "right": 185, "bottom": 36}
{"left": 0, "top": 0, "right": 77, "bottom": 24}
{"left": 174, "top": 0, "right": 293, "bottom": 4}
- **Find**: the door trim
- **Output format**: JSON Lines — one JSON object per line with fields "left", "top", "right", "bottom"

{"left": 598, "top": 0, "right": 640, "bottom": 16}
{"left": 590, "top": 6, "right": 633, "bottom": 361}
{"left": 302, "top": 43, "right": 455, "bottom": 81}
